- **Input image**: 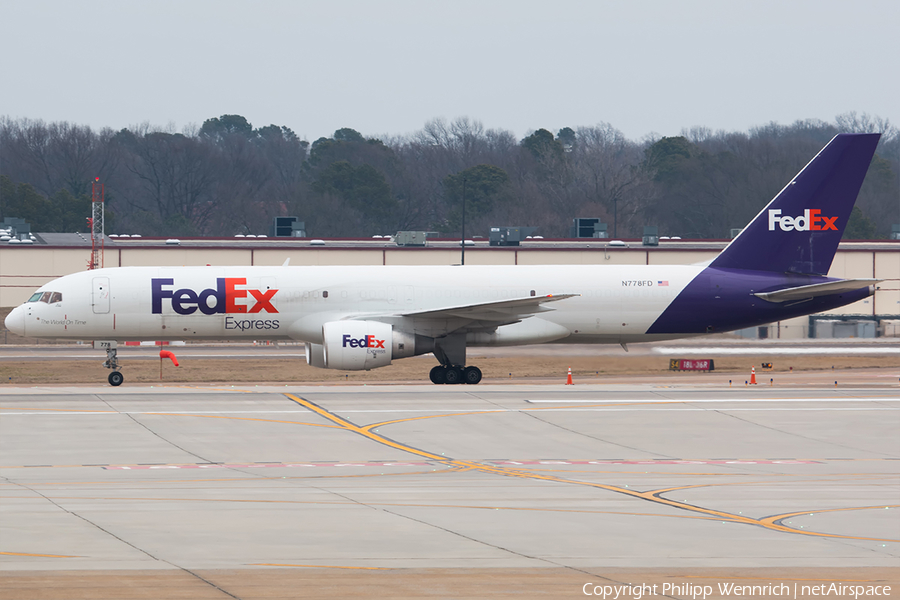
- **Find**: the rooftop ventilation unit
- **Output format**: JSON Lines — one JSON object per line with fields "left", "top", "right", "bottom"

{"left": 571, "top": 218, "right": 607, "bottom": 238}
{"left": 270, "top": 216, "right": 306, "bottom": 238}
{"left": 394, "top": 231, "right": 428, "bottom": 247}
{"left": 2, "top": 217, "right": 30, "bottom": 238}
{"left": 489, "top": 226, "right": 537, "bottom": 246}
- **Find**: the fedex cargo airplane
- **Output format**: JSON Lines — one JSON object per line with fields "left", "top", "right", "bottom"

{"left": 4, "top": 133, "right": 882, "bottom": 386}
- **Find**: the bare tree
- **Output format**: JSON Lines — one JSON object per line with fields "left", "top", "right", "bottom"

{"left": 114, "top": 125, "right": 218, "bottom": 235}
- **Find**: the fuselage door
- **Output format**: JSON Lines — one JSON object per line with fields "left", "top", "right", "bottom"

{"left": 92, "top": 277, "right": 110, "bottom": 314}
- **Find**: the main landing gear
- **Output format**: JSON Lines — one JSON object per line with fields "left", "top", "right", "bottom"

{"left": 429, "top": 365, "right": 482, "bottom": 385}
{"left": 429, "top": 333, "right": 481, "bottom": 384}
{"left": 101, "top": 343, "right": 124, "bottom": 386}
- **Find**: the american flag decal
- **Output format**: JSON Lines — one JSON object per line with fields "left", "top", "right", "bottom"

{"left": 658, "top": 280, "right": 669, "bottom": 286}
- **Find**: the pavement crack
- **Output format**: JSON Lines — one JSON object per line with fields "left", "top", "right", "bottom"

{"left": 292, "top": 483, "right": 566, "bottom": 568}
{"left": 710, "top": 407, "right": 890, "bottom": 457}
{"left": 12, "top": 480, "right": 244, "bottom": 599}
{"left": 176, "top": 569, "right": 245, "bottom": 600}
{"left": 14, "top": 480, "right": 163, "bottom": 562}
{"left": 464, "top": 389, "right": 508, "bottom": 411}
{"left": 375, "top": 505, "right": 557, "bottom": 566}
{"left": 520, "top": 410, "right": 668, "bottom": 456}
{"left": 95, "top": 394, "right": 216, "bottom": 465}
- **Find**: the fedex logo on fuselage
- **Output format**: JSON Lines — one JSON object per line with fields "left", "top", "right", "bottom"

{"left": 342, "top": 334, "right": 385, "bottom": 349}
{"left": 768, "top": 209, "right": 838, "bottom": 232}
{"left": 151, "top": 278, "right": 278, "bottom": 315}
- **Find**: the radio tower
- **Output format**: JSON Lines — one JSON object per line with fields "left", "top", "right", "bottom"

{"left": 88, "top": 177, "right": 105, "bottom": 270}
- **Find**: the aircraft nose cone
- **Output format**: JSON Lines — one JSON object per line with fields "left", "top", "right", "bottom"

{"left": 4, "top": 306, "right": 25, "bottom": 336}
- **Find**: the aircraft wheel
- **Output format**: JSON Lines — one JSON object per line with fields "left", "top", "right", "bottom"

{"left": 463, "top": 366, "right": 482, "bottom": 385}
{"left": 108, "top": 371, "right": 124, "bottom": 387}
{"left": 429, "top": 366, "right": 446, "bottom": 385}
{"left": 444, "top": 366, "right": 462, "bottom": 385}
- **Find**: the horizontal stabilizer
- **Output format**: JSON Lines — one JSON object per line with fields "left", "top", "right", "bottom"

{"left": 400, "top": 293, "right": 578, "bottom": 321}
{"left": 753, "top": 279, "right": 880, "bottom": 303}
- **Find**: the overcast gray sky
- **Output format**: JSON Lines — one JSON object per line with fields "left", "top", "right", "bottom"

{"left": 2, "top": 0, "right": 897, "bottom": 142}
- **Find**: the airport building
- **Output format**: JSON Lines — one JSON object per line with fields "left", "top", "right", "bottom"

{"left": 1, "top": 233, "right": 898, "bottom": 339}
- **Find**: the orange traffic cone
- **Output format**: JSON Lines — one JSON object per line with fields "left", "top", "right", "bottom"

{"left": 750, "top": 366, "right": 757, "bottom": 385}
{"left": 566, "top": 367, "right": 573, "bottom": 385}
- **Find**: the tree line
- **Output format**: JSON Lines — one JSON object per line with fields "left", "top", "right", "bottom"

{"left": 1, "top": 112, "right": 897, "bottom": 239}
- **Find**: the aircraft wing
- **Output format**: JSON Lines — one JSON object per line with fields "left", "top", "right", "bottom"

{"left": 399, "top": 293, "right": 578, "bottom": 321}
{"left": 753, "top": 279, "right": 880, "bottom": 303}
{"left": 346, "top": 293, "right": 579, "bottom": 341}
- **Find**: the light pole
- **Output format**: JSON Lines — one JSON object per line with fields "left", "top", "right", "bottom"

{"left": 613, "top": 196, "right": 618, "bottom": 239}
{"left": 461, "top": 176, "right": 467, "bottom": 265}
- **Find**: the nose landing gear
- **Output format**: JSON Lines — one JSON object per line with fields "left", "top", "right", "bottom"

{"left": 98, "top": 341, "right": 124, "bottom": 386}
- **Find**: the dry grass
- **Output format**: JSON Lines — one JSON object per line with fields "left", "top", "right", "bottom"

{"left": 1, "top": 353, "right": 896, "bottom": 385}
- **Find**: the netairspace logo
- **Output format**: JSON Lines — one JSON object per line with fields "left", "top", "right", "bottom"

{"left": 768, "top": 209, "right": 838, "bottom": 232}
{"left": 582, "top": 581, "right": 892, "bottom": 599}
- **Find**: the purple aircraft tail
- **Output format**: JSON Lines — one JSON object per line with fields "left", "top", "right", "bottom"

{"left": 710, "top": 133, "right": 880, "bottom": 276}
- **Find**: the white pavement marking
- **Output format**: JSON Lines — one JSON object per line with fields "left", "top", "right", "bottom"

{"left": 654, "top": 346, "right": 900, "bottom": 355}
{"left": 526, "top": 397, "right": 900, "bottom": 403}
{"left": 3, "top": 407, "right": 899, "bottom": 416}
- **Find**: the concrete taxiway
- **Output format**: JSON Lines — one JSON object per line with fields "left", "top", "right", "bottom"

{"left": 1, "top": 382, "right": 898, "bottom": 597}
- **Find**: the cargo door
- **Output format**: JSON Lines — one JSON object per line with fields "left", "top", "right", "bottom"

{"left": 92, "top": 277, "right": 110, "bottom": 314}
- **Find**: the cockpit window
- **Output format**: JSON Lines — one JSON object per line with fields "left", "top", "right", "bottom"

{"left": 27, "top": 291, "right": 63, "bottom": 303}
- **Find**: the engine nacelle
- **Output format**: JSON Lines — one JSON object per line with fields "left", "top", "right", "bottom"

{"left": 466, "top": 318, "right": 571, "bottom": 346}
{"left": 320, "top": 320, "right": 433, "bottom": 371}
{"left": 305, "top": 342, "right": 326, "bottom": 368}
{"left": 323, "top": 320, "right": 392, "bottom": 370}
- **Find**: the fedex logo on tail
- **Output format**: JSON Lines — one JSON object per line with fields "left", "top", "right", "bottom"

{"left": 343, "top": 334, "right": 385, "bottom": 349}
{"left": 152, "top": 278, "right": 277, "bottom": 315}
{"left": 768, "top": 209, "right": 838, "bottom": 232}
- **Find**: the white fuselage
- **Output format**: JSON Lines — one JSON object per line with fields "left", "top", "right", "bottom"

{"left": 9, "top": 264, "right": 702, "bottom": 345}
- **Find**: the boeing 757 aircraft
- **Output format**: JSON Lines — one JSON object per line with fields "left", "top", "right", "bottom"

{"left": 4, "top": 133, "right": 882, "bottom": 386}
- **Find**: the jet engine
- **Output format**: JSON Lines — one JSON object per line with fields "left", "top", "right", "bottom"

{"left": 305, "top": 342, "right": 327, "bottom": 368}
{"left": 317, "top": 320, "right": 433, "bottom": 371}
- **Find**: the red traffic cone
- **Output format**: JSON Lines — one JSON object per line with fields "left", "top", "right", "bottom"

{"left": 750, "top": 366, "right": 757, "bottom": 385}
{"left": 566, "top": 367, "right": 573, "bottom": 385}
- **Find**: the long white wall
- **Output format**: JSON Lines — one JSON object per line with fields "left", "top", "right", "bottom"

{"left": 3, "top": 244, "right": 898, "bottom": 331}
